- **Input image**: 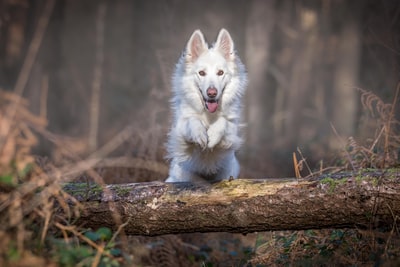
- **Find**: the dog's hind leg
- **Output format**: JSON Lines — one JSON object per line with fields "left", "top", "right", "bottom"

{"left": 166, "top": 160, "right": 199, "bottom": 182}
{"left": 215, "top": 153, "right": 240, "bottom": 181}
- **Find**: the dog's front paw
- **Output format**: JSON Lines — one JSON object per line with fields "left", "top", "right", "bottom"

{"left": 217, "top": 138, "right": 232, "bottom": 149}
{"left": 217, "top": 135, "right": 242, "bottom": 150}
{"left": 183, "top": 119, "right": 208, "bottom": 149}
{"left": 192, "top": 129, "right": 208, "bottom": 149}
{"left": 207, "top": 127, "right": 223, "bottom": 149}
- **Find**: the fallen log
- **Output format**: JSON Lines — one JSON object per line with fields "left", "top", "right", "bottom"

{"left": 63, "top": 169, "right": 400, "bottom": 236}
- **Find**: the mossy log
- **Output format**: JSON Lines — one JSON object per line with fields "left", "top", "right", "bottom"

{"left": 63, "top": 170, "right": 400, "bottom": 236}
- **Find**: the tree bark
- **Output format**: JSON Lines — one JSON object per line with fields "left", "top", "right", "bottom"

{"left": 63, "top": 170, "right": 400, "bottom": 236}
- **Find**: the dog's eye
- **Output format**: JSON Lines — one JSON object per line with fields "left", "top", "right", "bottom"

{"left": 217, "top": 70, "right": 224, "bottom": 76}
{"left": 198, "top": 70, "right": 206, "bottom": 76}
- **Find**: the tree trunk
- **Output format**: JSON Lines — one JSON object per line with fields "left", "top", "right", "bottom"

{"left": 63, "top": 170, "right": 400, "bottom": 236}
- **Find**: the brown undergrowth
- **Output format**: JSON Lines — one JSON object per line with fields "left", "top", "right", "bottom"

{"left": 0, "top": 90, "right": 136, "bottom": 266}
{"left": 293, "top": 84, "right": 400, "bottom": 178}
{"left": 340, "top": 84, "right": 400, "bottom": 170}
{"left": 285, "top": 85, "right": 400, "bottom": 267}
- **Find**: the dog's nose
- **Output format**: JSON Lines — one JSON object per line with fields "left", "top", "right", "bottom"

{"left": 207, "top": 87, "right": 218, "bottom": 98}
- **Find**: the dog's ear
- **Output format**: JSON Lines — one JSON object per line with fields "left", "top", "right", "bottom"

{"left": 186, "top": 30, "right": 207, "bottom": 62}
{"left": 215, "top": 29, "right": 235, "bottom": 60}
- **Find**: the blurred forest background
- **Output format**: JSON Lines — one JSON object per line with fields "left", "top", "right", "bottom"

{"left": 0, "top": 0, "right": 399, "bottom": 181}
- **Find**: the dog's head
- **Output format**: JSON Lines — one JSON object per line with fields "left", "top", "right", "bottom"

{"left": 184, "top": 29, "right": 236, "bottom": 113}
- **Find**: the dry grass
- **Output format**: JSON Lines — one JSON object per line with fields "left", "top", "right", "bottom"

{"left": 293, "top": 84, "right": 400, "bottom": 179}
{"left": 337, "top": 85, "right": 400, "bottom": 171}
{"left": 0, "top": 90, "right": 155, "bottom": 266}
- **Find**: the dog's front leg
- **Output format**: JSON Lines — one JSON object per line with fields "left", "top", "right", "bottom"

{"left": 179, "top": 118, "right": 208, "bottom": 149}
{"left": 207, "top": 117, "right": 227, "bottom": 149}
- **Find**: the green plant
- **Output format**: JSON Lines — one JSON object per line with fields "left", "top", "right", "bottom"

{"left": 51, "top": 227, "right": 122, "bottom": 267}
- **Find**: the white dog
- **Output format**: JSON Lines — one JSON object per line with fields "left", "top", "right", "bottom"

{"left": 165, "top": 29, "right": 247, "bottom": 182}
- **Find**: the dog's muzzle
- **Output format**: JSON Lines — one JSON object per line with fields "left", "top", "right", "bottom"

{"left": 205, "top": 87, "right": 219, "bottom": 113}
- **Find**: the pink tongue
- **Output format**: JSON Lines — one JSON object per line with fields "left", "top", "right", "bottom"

{"left": 206, "top": 101, "right": 218, "bottom": 113}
